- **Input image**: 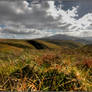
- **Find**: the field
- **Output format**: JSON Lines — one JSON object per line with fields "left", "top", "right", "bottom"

{"left": 0, "top": 39, "right": 92, "bottom": 91}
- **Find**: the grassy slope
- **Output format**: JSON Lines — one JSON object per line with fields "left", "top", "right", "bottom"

{"left": 0, "top": 39, "right": 91, "bottom": 91}
{"left": 0, "top": 39, "right": 61, "bottom": 59}
{"left": 42, "top": 39, "right": 83, "bottom": 49}
{"left": 0, "top": 39, "right": 84, "bottom": 51}
{"left": 0, "top": 39, "right": 61, "bottom": 49}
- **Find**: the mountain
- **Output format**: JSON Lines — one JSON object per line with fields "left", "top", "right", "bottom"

{"left": 81, "top": 37, "right": 92, "bottom": 41}
{"left": 41, "top": 34, "right": 92, "bottom": 44}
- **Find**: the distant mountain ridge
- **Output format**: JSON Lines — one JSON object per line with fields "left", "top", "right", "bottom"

{"left": 81, "top": 37, "right": 92, "bottom": 41}
{"left": 41, "top": 34, "right": 92, "bottom": 44}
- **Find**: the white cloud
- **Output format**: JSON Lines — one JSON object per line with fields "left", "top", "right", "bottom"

{"left": 0, "top": 0, "right": 92, "bottom": 39}
{"left": 47, "top": 1, "right": 92, "bottom": 37}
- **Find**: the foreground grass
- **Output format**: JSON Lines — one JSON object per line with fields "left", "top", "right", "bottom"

{"left": 0, "top": 49, "right": 92, "bottom": 91}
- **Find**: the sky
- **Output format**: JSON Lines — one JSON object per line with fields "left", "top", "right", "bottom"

{"left": 0, "top": 0, "right": 92, "bottom": 39}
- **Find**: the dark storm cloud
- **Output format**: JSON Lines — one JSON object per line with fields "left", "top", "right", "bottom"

{"left": 0, "top": 1, "right": 58, "bottom": 28}
{"left": 0, "top": 0, "right": 65, "bottom": 38}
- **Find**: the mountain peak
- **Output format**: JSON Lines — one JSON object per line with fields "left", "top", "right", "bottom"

{"left": 42, "top": 34, "right": 92, "bottom": 44}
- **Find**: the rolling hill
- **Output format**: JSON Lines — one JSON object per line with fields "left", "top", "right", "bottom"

{"left": 0, "top": 38, "right": 92, "bottom": 56}
{"left": 0, "top": 38, "right": 84, "bottom": 53}
{"left": 43, "top": 40, "right": 83, "bottom": 49}
{"left": 0, "top": 39, "right": 61, "bottom": 54}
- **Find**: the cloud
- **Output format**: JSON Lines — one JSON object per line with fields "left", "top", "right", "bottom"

{"left": 47, "top": 1, "right": 92, "bottom": 33}
{"left": 0, "top": 0, "right": 92, "bottom": 39}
